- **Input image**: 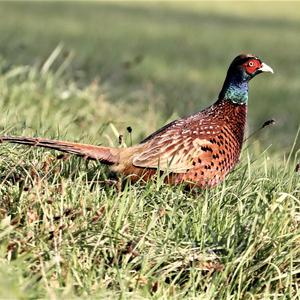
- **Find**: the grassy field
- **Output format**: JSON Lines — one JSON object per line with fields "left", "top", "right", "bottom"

{"left": 0, "top": 2, "right": 299, "bottom": 299}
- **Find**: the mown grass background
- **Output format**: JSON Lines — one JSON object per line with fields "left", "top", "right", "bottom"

{"left": 0, "top": 2, "right": 299, "bottom": 299}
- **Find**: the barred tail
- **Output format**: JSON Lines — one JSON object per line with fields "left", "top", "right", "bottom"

{"left": 0, "top": 135, "right": 120, "bottom": 165}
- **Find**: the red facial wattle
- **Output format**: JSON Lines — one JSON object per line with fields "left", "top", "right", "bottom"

{"left": 243, "top": 59, "right": 262, "bottom": 75}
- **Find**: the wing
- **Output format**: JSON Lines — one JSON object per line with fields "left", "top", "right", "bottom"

{"left": 133, "top": 118, "right": 222, "bottom": 173}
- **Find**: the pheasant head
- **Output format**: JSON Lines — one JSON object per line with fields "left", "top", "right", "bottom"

{"left": 219, "top": 54, "right": 274, "bottom": 104}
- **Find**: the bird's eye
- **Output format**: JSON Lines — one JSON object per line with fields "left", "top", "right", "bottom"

{"left": 248, "top": 61, "right": 255, "bottom": 67}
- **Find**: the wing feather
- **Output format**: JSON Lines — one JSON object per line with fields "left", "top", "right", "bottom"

{"left": 133, "top": 127, "right": 215, "bottom": 172}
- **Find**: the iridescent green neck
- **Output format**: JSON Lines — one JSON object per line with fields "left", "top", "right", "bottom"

{"left": 223, "top": 81, "right": 248, "bottom": 104}
{"left": 219, "top": 74, "right": 249, "bottom": 105}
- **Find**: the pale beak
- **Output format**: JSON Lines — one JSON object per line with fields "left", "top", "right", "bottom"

{"left": 258, "top": 62, "right": 274, "bottom": 74}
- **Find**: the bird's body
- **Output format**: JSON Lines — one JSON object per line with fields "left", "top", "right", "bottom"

{"left": 1, "top": 54, "right": 273, "bottom": 188}
{"left": 115, "top": 98, "right": 247, "bottom": 187}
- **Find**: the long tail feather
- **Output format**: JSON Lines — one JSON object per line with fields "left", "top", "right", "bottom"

{"left": 0, "top": 135, "right": 120, "bottom": 165}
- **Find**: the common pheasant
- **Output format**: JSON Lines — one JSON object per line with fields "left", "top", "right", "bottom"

{"left": 1, "top": 54, "right": 273, "bottom": 188}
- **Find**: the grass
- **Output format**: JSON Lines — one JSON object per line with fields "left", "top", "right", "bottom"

{"left": 0, "top": 2, "right": 299, "bottom": 299}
